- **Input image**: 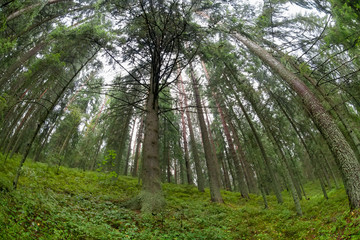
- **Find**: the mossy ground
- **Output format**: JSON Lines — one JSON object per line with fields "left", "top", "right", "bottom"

{"left": 0, "top": 154, "right": 359, "bottom": 239}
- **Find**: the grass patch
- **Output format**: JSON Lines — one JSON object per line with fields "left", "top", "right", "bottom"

{"left": 1, "top": 154, "right": 359, "bottom": 239}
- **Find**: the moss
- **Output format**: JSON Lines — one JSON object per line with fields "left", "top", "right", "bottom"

{"left": 140, "top": 190, "right": 166, "bottom": 214}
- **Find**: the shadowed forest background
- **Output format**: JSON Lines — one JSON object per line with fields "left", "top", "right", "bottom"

{"left": 0, "top": 0, "right": 360, "bottom": 239}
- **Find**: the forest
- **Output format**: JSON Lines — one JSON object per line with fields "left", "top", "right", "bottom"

{"left": 0, "top": 0, "right": 360, "bottom": 239}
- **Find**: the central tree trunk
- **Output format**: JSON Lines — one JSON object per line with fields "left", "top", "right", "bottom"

{"left": 141, "top": 90, "right": 164, "bottom": 212}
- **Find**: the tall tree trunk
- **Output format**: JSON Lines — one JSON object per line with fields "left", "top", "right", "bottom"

{"left": 34, "top": 122, "right": 56, "bottom": 162}
{"left": 124, "top": 118, "right": 136, "bottom": 175}
{"left": 177, "top": 137, "right": 186, "bottom": 184}
{"left": 178, "top": 93, "right": 193, "bottom": 184}
{"left": 167, "top": 149, "right": 171, "bottom": 183}
{"left": 4, "top": 104, "right": 38, "bottom": 158}
{"left": 224, "top": 146, "right": 237, "bottom": 191}
{"left": 115, "top": 108, "right": 133, "bottom": 175}
{"left": 202, "top": 99, "right": 229, "bottom": 191}
{"left": 226, "top": 87, "right": 283, "bottom": 203}
{"left": 189, "top": 65, "right": 223, "bottom": 203}
{"left": 214, "top": 127, "right": 233, "bottom": 191}
{"left": 234, "top": 33, "right": 360, "bottom": 210}
{"left": 56, "top": 124, "right": 77, "bottom": 174}
{"left": 140, "top": 89, "right": 164, "bottom": 212}
{"left": 201, "top": 61, "right": 249, "bottom": 195}
{"left": 215, "top": 100, "right": 249, "bottom": 198}
{"left": 132, "top": 117, "right": 144, "bottom": 177}
{"left": 232, "top": 82, "right": 303, "bottom": 214}
{"left": 228, "top": 120, "right": 257, "bottom": 194}
{"left": 270, "top": 89, "right": 337, "bottom": 194}
{"left": 179, "top": 73, "right": 205, "bottom": 192}
{"left": 290, "top": 60, "right": 360, "bottom": 160}
{"left": 91, "top": 132, "right": 105, "bottom": 171}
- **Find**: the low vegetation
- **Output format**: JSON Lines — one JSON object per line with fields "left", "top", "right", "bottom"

{"left": 1, "top": 154, "right": 359, "bottom": 239}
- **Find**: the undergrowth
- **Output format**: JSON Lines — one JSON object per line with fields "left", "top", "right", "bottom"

{"left": 0, "top": 153, "right": 359, "bottom": 239}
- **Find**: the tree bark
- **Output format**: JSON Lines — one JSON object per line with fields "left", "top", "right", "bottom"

{"left": 141, "top": 89, "right": 164, "bottom": 212}
{"left": 290, "top": 60, "right": 360, "bottom": 161}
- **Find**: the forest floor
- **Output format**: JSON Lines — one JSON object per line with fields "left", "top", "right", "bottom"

{"left": 0, "top": 154, "right": 359, "bottom": 239}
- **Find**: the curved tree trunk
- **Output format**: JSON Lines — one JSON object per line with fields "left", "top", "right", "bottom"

{"left": 234, "top": 33, "right": 360, "bottom": 210}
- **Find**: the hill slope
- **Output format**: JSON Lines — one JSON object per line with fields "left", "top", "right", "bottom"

{"left": 0, "top": 154, "right": 359, "bottom": 239}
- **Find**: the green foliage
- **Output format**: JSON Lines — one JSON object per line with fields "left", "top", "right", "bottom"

{"left": 97, "top": 149, "right": 117, "bottom": 172}
{"left": 0, "top": 155, "right": 359, "bottom": 239}
{"left": 0, "top": 37, "right": 17, "bottom": 54}
{"left": 327, "top": 0, "right": 360, "bottom": 48}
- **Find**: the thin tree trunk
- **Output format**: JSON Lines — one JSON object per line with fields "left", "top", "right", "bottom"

{"left": 224, "top": 146, "right": 237, "bottom": 191}
{"left": 219, "top": 149, "right": 232, "bottom": 191}
{"left": 167, "top": 148, "right": 171, "bottom": 183}
{"left": 34, "top": 122, "right": 56, "bottom": 162}
{"left": 115, "top": 108, "right": 133, "bottom": 175}
{"left": 202, "top": 99, "right": 231, "bottom": 191}
{"left": 124, "top": 118, "right": 136, "bottom": 175}
{"left": 91, "top": 132, "right": 105, "bottom": 171}
{"left": 56, "top": 124, "right": 77, "bottom": 174}
{"left": 215, "top": 100, "right": 249, "bottom": 198}
{"left": 235, "top": 83, "right": 303, "bottom": 214}
{"left": 178, "top": 93, "right": 193, "bottom": 184}
{"left": 201, "top": 61, "right": 249, "bottom": 196}
{"left": 177, "top": 137, "right": 186, "bottom": 184}
{"left": 229, "top": 120, "right": 257, "bottom": 194}
{"left": 269, "top": 89, "right": 333, "bottom": 190}
{"left": 4, "top": 104, "right": 38, "bottom": 158}
{"left": 189, "top": 65, "right": 223, "bottom": 203}
{"left": 226, "top": 88, "right": 283, "bottom": 203}
{"left": 132, "top": 117, "right": 144, "bottom": 177}
{"left": 179, "top": 73, "right": 205, "bottom": 192}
